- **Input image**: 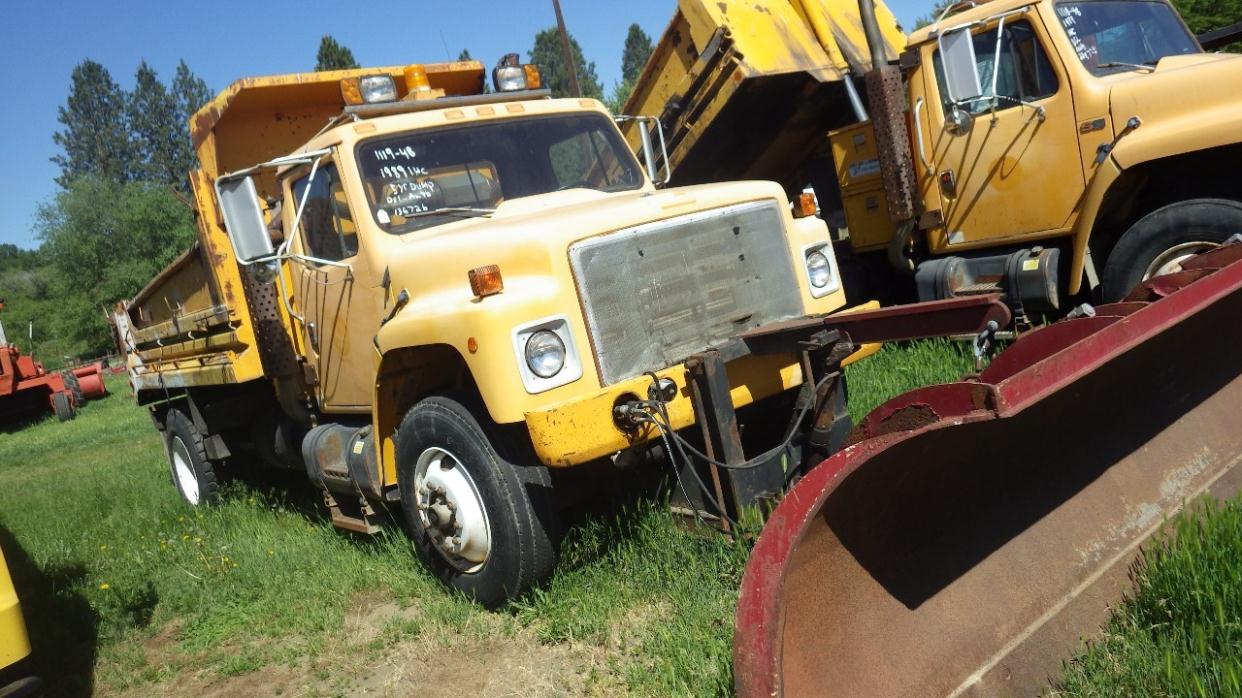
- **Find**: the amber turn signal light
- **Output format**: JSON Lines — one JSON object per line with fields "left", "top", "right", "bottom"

{"left": 468, "top": 265, "right": 503, "bottom": 297}
{"left": 794, "top": 192, "right": 817, "bottom": 218}
{"left": 523, "top": 64, "right": 542, "bottom": 89}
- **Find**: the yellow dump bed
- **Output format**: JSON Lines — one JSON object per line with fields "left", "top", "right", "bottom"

{"left": 621, "top": 0, "right": 906, "bottom": 192}
{"left": 126, "top": 63, "right": 484, "bottom": 392}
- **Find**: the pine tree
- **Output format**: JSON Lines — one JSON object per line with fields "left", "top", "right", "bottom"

{"left": 171, "top": 60, "right": 212, "bottom": 177}
{"left": 621, "top": 24, "right": 654, "bottom": 84}
{"left": 51, "top": 60, "right": 133, "bottom": 187}
{"left": 458, "top": 49, "right": 473, "bottom": 61}
{"left": 315, "top": 35, "right": 360, "bottom": 71}
{"left": 530, "top": 28, "right": 603, "bottom": 99}
{"left": 127, "top": 61, "right": 181, "bottom": 184}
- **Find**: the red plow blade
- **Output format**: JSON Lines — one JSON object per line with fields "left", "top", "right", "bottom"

{"left": 735, "top": 243, "right": 1242, "bottom": 697}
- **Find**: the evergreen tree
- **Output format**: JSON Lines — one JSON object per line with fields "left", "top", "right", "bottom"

{"left": 127, "top": 61, "right": 181, "bottom": 184}
{"left": 530, "top": 28, "right": 603, "bottom": 99}
{"left": 621, "top": 24, "right": 654, "bottom": 84}
{"left": 315, "top": 35, "right": 360, "bottom": 71}
{"left": 172, "top": 60, "right": 212, "bottom": 176}
{"left": 458, "top": 49, "right": 473, "bottom": 61}
{"left": 51, "top": 60, "right": 132, "bottom": 187}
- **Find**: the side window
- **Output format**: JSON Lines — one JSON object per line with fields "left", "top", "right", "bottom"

{"left": 547, "top": 128, "right": 636, "bottom": 190}
{"left": 934, "top": 20, "right": 1059, "bottom": 115}
{"left": 292, "top": 163, "right": 358, "bottom": 263}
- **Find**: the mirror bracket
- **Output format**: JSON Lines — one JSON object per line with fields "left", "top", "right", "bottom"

{"left": 615, "top": 115, "right": 670, "bottom": 187}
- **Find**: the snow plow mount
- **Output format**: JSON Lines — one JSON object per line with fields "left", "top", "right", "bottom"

{"left": 632, "top": 295, "right": 1012, "bottom": 529}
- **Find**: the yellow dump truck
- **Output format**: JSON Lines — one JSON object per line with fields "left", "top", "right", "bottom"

{"left": 625, "top": 0, "right": 1242, "bottom": 314}
{"left": 125, "top": 56, "right": 912, "bottom": 605}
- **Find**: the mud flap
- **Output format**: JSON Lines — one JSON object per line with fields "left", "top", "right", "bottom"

{"left": 734, "top": 244, "right": 1242, "bottom": 697}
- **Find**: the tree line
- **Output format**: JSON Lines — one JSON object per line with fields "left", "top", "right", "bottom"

{"left": 1, "top": 60, "right": 212, "bottom": 363}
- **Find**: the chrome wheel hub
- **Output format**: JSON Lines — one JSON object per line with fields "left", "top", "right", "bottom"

{"left": 1143, "top": 241, "right": 1220, "bottom": 281}
{"left": 413, "top": 446, "right": 491, "bottom": 573}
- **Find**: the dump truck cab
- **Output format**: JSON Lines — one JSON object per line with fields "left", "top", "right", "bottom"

{"left": 130, "top": 57, "right": 894, "bottom": 606}
{"left": 883, "top": 0, "right": 1242, "bottom": 306}
{"left": 626, "top": 0, "right": 1242, "bottom": 316}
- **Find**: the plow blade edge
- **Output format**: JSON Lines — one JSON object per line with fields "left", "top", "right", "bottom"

{"left": 735, "top": 245, "right": 1242, "bottom": 697}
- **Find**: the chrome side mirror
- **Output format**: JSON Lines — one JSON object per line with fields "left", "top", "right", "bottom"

{"left": 939, "top": 27, "right": 983, "bottom": 104}
{"left": 215, "top": 175, "right": 274, "bottom": 264}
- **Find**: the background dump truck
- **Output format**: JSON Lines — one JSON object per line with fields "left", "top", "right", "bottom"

{"left": 122, "top": 56, "right": 929, "bottom": 606}
{"left": 624, "top": 0, "right": 1242, "bottom": 317}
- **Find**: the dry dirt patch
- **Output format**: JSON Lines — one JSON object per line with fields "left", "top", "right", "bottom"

{"left": 106, "top": 598, "right": 624, "bottom": 697}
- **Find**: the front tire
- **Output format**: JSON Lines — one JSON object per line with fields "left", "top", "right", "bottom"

{"left": 395, "top": 396, "right": 558, "bottom": 608}
{"left": 165, "top": 409, "right": 220, "bottom": 506}
{"left": 1101, "top": 199, "right": 1242, "bottom": 301}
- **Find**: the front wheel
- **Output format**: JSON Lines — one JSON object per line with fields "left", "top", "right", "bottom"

{"left": 395, "top": 396, "right": 558, "bottom": 608}
{"left": 1101, "top": 199, "right": 1242, "bottom": 302}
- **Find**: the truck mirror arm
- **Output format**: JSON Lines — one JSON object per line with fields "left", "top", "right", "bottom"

{"left": 615, "top": 115, "right": 671, "bottom": 187}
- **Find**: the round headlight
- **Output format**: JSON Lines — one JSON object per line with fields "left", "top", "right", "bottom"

{"left": 524, "top": 330, "right": 566, "bottom": 378}
{"left": 806, "top": 250, "right": 832, "bottom": 289}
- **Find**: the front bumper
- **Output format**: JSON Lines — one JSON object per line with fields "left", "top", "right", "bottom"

{"left": 523, "top": 303, "right": 883, "bottom": 467}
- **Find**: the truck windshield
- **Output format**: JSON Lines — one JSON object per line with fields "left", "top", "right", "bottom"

{"left": 355, "top": 113, "right": 644, "bottom": 233}
{"left": 1054, "top": 1, "right": 1199, "bottom": 74}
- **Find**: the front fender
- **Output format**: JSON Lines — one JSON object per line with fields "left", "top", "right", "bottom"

{"left": 374, "top": 274, "right": 596, "bottom": 426}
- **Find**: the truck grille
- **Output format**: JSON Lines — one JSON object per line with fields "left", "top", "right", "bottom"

{"left": 569, "top": 200, "right": 802, "bottom": 385}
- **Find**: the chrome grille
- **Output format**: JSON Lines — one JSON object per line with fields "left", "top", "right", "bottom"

{"left": 570, "top": 200, "right": 802, "bottom": 385}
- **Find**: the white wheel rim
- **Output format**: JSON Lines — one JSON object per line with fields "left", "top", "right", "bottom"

{"left": 413, "top": 446, "right": 491, "bottom": 573}
{"left": 170, "top": 436, "right": 201, "bottom": 505}
{"left": 1143, "top": 241, "right": 1219, "bottom": 280}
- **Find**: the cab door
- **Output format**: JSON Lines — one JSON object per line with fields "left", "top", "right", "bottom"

{"left": 921, "top": 15, "right": 1084, "bottom": 252}
{"left": 287, "top": 161, "right": 379, "bottom": 411}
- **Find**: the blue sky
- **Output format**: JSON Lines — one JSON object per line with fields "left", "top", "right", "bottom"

{"left": 0, "top": 0, "right": 929, "bottom": 249}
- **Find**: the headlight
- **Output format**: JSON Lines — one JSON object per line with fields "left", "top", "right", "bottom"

{"left": 524, "top": 330, "right": 566, "bottom": 378}
{"left": 493, "top": 65, "right": 526, "bottom": 91}
{"left": 359, "top": 75, "right": 397, "bottom": 103}
{"left": 806, "top": 250, "right": 832, "bottom": 289}
{"left": 512, "top": 316, "right": 581, "bottom": 393}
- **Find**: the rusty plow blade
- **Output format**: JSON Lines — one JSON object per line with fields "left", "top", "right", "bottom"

{"left": 734, "top": 243, "right": 1242, "bottom": 697}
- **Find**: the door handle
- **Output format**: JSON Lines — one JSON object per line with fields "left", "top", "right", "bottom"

{"left": 913, "top": 97, "right": 933, "bottom": 170}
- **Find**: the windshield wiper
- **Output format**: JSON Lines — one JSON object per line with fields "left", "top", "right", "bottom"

{"left": 1097, "top": 61, "right": 1157, "bottom": 73}
{"left": 399, "top": 207, "right": 495, "bottom": 220}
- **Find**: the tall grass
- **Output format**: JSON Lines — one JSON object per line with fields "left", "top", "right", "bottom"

{"left": 1059, "top": 498, "right": 1242, "bottom": 697}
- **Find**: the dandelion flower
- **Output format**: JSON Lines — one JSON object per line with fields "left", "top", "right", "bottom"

{"left": 99, "top": 583, "right": 110, "bottom": 590}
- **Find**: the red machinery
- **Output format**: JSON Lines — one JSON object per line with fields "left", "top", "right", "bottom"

{"left": 0, "top": 323, "right": 107, "bottom": 423}
{"left": 734, "top": 242, "right": 1242, "bottom": 696}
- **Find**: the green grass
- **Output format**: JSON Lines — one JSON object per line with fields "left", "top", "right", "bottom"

{"left": 0, "top": 342, "right": 1235, "bottom": 696}
{"left": 1058, "top": 498, "right": 1242, "bottom": 697}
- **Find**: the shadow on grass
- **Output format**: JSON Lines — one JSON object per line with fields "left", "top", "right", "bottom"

{"left": 0, "top": 526, "right": 105, "bottom": 697}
